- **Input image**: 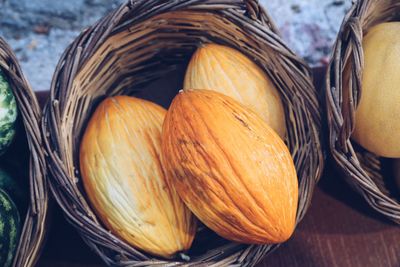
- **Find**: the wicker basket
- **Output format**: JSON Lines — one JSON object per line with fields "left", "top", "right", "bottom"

{"left": 42, "top": 0, "right": 324, "bottom": 265}
{"left": 0, "top": 38, "right": 49, "bottom": 267}
{"left": 326, "top": 0, "right": 400, "bottom": 223}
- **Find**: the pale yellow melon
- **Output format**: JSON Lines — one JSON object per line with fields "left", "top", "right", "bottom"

{"left": 184, "top": 44, "right": 286, "bottom": 138}
{"left": 352, "top": 22, "right": 400, "bottom": 157}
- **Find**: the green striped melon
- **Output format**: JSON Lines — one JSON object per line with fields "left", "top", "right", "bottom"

{"left": 0, "top": 168, "right": 27, "bottom": 213}
{"left": 0, "top": 189, "right": 20, "bottom": 267}
{"left": 0, "top": 70, "right": 17, "bottom": 155}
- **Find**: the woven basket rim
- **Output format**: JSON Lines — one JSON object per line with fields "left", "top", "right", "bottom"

{"left": 42, "top": 0, "right": 324, "bottom": 266}
{"left": 0, "top": 37, "right": 49, "bottom": 267}
{"left": 325, "top": 0, "right": 400, "bottom": 224}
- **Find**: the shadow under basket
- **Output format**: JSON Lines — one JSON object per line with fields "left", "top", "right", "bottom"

{"left": 42, "top": 0, "right": 324, "bottom": 266}
{"left": 0, "top": 38, "right": 49, "bottom": 266}
{"left": 326, "top": 0, "right": 400, "bottom": 224}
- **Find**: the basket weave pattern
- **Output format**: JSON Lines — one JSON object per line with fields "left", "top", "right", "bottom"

{"left": 42, "top": 0, "right": 324, "bottom": 265}
{"left": 0, "top": 37, "right": 48, "bottom": 267}
{"left": 326, "top": 0, "right": 400, "bottom": 223}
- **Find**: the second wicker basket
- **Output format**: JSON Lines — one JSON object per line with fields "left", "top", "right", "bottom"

{"left": 42, "top": 0, "right": 324, "bottom": 265}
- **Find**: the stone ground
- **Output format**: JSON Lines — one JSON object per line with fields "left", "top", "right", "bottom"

{"left": 0, "top": 0, "right": 352, "bottom": 91}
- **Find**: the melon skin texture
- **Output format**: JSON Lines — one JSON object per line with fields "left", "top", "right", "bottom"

{"left": 162, "top": 89, "right": 298, "bottom": 244}
{"left": 0, "top": 70, "right": 17, "bottom": 155}
{"left": 0, "top": 168, "right": 26, "bottom": 213}
{"left": 184, "top": 44, "right": 286, "bottom": 139}
{"left": 80, "top": 96, "right": 196, "bottom": 259}
{"left": 0, "top": 188, "right": 21, "bottom": 267}
{"left": 351, "top": 22, "right": 400, "bottom": 157}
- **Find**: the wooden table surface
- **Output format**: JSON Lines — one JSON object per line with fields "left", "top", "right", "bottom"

{"left": 35, "top": 68, "right": 400, "bottom": 267}
{"left": 36, "top": 164, "right": 400, "bottom": 267}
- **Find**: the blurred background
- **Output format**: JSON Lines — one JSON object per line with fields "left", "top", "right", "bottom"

{"left": 0, "top": 0, "right": 351, "bottom": 91}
